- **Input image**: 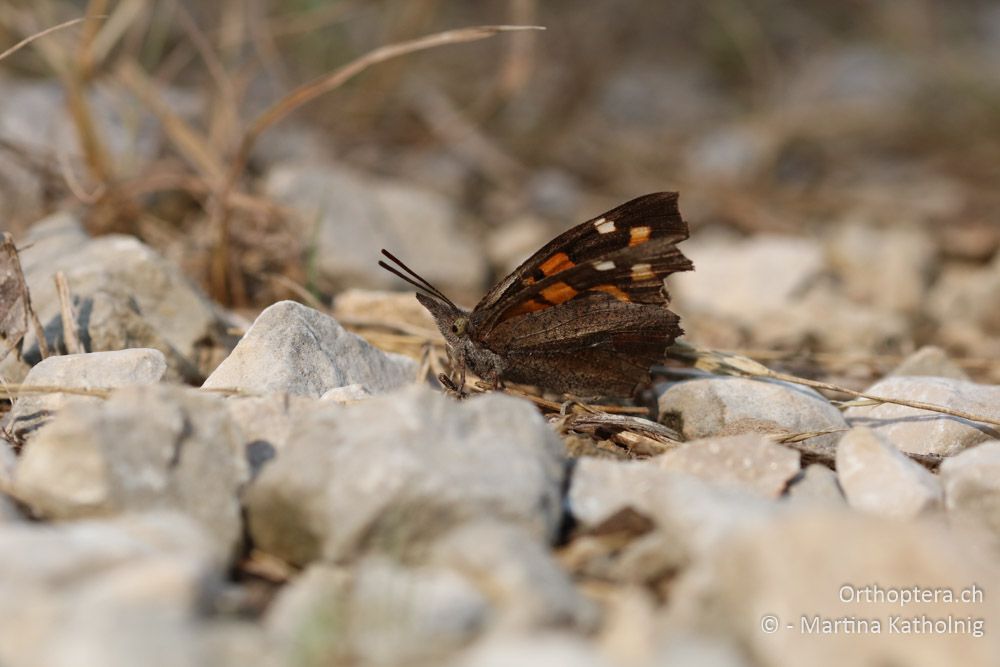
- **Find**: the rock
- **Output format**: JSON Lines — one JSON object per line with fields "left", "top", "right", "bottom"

{"left": 264, "top": 163, "right": 486, "bottom": 296}
{"left": 825, "top": 221, "right": 936, "bottom": 314}
{"left": 203, "top": 301, "right": 417, "bottom": 397}
{"left": 670, "top": 233, "right": 910, "bottom": 350}
{"left": 835, "top": 427, "right": 942, "bottom": 519}
{"left": 321, "top": 384, "right": 373, "bottom": 403}
{"left": 485, "top": 216, "right": 555, "bottom": 277}
{"left": 671, "top": 235, "right": 825, "bottom": 328}
{"left": 927, "top": 261, "right": 1000, "bottom": 360}
{"left": 332, "top": 288, "right": 438, "bottom": 336}
{"left": 657, "top": 434, "right": 801, "bottom": 498}
{"left": 658, "top": 377, "right": 847, "bottom": 448}
{"left": 14, "top": 386, "right": 246, "bottom": 558}
{"left": 245, "top": 386, "right": 565, "bottom": 565}
{"left": 427, "top": 522, "right": 599, "bottom": 632}
{"left": 0, "top": 512, "right": 221, "bottom": 667}
{"left": 940, "top": 441, "right": 1000, "bottom": 539}
{"left": 12, "top": 212, "right": 224, "bottom": 377}
{"left": 889, "top": 345, "right": 971, "bottom": 381}
{"left": 567, "top": 458, "right": 776, "bottom": 560}
{"left": 267, "top": 559, "right": 489, "bottom": 667}
{"left": 452, "top": 633, "right": 613, "bottom": 667}
{"left": 784, "top": 464, "right": 845, "bottom": 507}
{"left": 664, "top": 511, "right": 1000, "bottom": 667}
{"left": 685, "top": 123, "right": 775, "bottom": 182}
{"left": 653, "top": 636, "right": 751, "bottom": 667}
{"left": 844, "top": 376, "right": 1000, "bottom": 456}
{"left": 223, "top": 394, "right": 324, "bottom": 471}
{"left": 8, "top": 349, "right": 167, "bottom": 440}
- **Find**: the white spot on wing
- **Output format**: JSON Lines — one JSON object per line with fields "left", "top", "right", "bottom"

{"left": 594, "top": 260, "right": 616, "bottom": 271}
{"left": 594, "top": 217, "right": 616, "bottom": 234}
{"left": 631, "top": 263, "right": 654, "bottom": 281}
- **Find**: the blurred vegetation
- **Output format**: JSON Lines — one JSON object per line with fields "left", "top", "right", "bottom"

{"left": 1, "top": 0, "right": 999, "bottom": 305}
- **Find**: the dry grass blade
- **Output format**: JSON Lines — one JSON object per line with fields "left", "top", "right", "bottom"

{"left": 667, "top": 341, "right": 1000, "bottom": 429}
{"left": 0, "top": 384, "right": 112, "bottom": 400}
{"left": 0, "top": 16, "right": 99, "bottom": 63}
{"left": 207, "top": 23, "right": 545, "bottom": 301}
{"left": 55, "top": 272, "right": 84, "bottom": 354}
{"left": 117, "top": 60, "right": 226, "bottom": 184}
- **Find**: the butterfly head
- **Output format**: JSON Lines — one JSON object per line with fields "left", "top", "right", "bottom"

{"left": 416, "top": 293, "right": 472, "bottom": 346}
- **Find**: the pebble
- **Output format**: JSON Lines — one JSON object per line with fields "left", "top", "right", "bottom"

{"left": 939, "top": 441, "right": 1000, "bottom": 540}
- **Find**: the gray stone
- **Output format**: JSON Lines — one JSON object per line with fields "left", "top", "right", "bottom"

{"left": 664, "top": 510, "right": 1000, "bottom": 667}
{"left": 267, "top": 559, "right": 489, "bottom": 667}
{"left": 940, "top": 441, "right": 1000, "bottom": 539}
{"left": 8, "top": 349, "right": 166, "bottom": 440}
{"left": 427, "top": 522, "right": 599, "bottom": 632}
{"left": 203, "top": 301, "right": 417, "bottom": 397}
{"left": 657, "top": 433, "right": 801, "bottom": 498}
{"left": 0, "top": 512, "right": 220, "bottom": 667}
{"left": 13, "top": 213, "right": 223, "bottom": 375}
{"left": 14, "top": 386, "right": 246, "bottom": 558}
{"left": 927, "top": 262, "right": 1000, "bottom": 361}
{"left": 671, "top": 235, "right": 824, "bottom": 329}
{"left": 567, "top": 458, "right": 776, "bottom": 560}
{"left": 321, "top": 384, "right": 373, "bottom": 402}
{"left": 825, "top": 222, "right": 936, "bottom": 314}
{"left": 658, "top": 377, "right": 847, "bottom": 448}
{"left": 836, "top": 427, "right": 942, "bottom": 519}
{"left": 265, "top": 163, "right": 486, "bottom": 295}
{"left": 245, "top": 386, "right": 565, "bottom": 565}
{"left": 844, "top": 376, "right": 1000, "bottom": 456}
{"left": 889, "top": 345, "right": 971, "bottom": 381}
{"left": 784, "top": 464, "right": 845, "bottom": 507}
{"left": 223, "top": 393, "right": 324, "bottom": 461}
{"left": 452, "top": 633, "right": 612, "bottom": 667}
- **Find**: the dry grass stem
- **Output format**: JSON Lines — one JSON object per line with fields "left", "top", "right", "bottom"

{"left": 207, "top": 23, "right": 545, "bottom": 301}
{"left": 55, "top": 272, "right": 84, "bottom": 354}
{"left": 668, "top": 342, "right": 1000, "bottom": 429}
{"left": 0, "top": 384, "right": 112, "bottom": 400}
{"left": 0, "top": 16, "right": 99, "bottom": 63}
{"left": 1, "top": 234, "right": 49, "bottom": 359}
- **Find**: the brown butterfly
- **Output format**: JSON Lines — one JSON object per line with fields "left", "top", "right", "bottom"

{"left": 379, "top": 192, "right": 693, "bottom": 397}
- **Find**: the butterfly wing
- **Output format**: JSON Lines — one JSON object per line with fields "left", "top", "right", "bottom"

{"left": 471, "top": 192, "right": 688, "bottom": 331}
{"left": 481, "top": 290, "right": 683, "bottom": 396}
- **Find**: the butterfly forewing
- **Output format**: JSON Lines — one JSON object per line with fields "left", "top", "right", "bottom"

{"left": 473, "top": 192, "right": 687, "bottom": 324}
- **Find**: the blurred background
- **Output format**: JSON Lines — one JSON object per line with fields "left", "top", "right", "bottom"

{"left": 1, "top": 0, "right": 999, "bottom": 382}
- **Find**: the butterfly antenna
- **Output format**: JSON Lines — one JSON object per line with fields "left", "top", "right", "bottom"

{"left": 379, "top": 249, "right": 457, "bottom": 307}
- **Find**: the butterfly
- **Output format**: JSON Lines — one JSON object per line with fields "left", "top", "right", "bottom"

{"left": 379, "top": 192, "right": 693, "bottom": 397}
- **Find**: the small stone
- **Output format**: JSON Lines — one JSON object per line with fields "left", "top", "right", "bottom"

{"left": 321, "top": 384, "right": 373, "bottom": 402}
{"left": 825, "top": 221, "right": 936, "bottom": 314}
{"left": 14, "top": 386, "right": 246, "bottom": 559}
{"left": 267, "top": 559, "right": 489, "bottom": 667}
{"left": 664, "top": 511, "right": 1000, "bottom": 667}
{"left": 658, "top": 377, "right": 847, "bottom": 448}
{"left": 784, "top": 464, "right": 845, "bottom": 507}
{"left": 567, "top": 458, "right": 776, "bottom": 560}
{"left": 245, "top": 386, "right": 565, "bottom": 565}
{"left": 657, "top": 433, "right": 801, "bottom": 498}
{"left": 14, "top": 215, "right": 224, "bottom": 373}
{"left": 427, "top": 522, "right": 599, "bottom": 632}
{"left": 0, "top": 512, "right": 221, "bottom": 667}
{"left": 223, "top": 394, "right": 323, "bottom": 460}
{"left": 835, "top": 427, "right": 942, "bottom": 519}
{"left": 8, "top": 349, "right": 166, "bottom": 440}
{"left": 940, "top": 441, "right": 1000, "bottom": 539}
{"left": 453, "top": 633, "right": 613, "bottom": 667}
{"left": 264, "top": 163, "right": 485, "bottom": 295}
{"left": 203, "top": 301, "right": 417, "bottom": 397}
{"left": 889, "top": 345, "right": 971, "bottom": 381}
{"left": 844, "top": 376, "right": 1000, "bottom": 456}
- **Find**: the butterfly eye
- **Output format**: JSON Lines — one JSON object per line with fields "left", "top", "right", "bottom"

{"left": 450, "top": 324, "right": 458, "bottom": 333}
{"left": 452, "top": 317, "right": 468, "bottom": 335}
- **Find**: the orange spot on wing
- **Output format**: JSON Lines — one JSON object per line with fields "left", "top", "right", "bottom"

{"left": 590, "top": 284, "right": 631, "bottom": 301}
{"left": 629, "top": 226, "right": 651, "bottom": 246}
{"left": 503, "top": 299, "right": 547, "bottom": 319}
{"left": 539, "top": 252, "right": 575, "bottom": 276}
{"left": 540, "top": 282, "right": 578, "bottom": 305}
